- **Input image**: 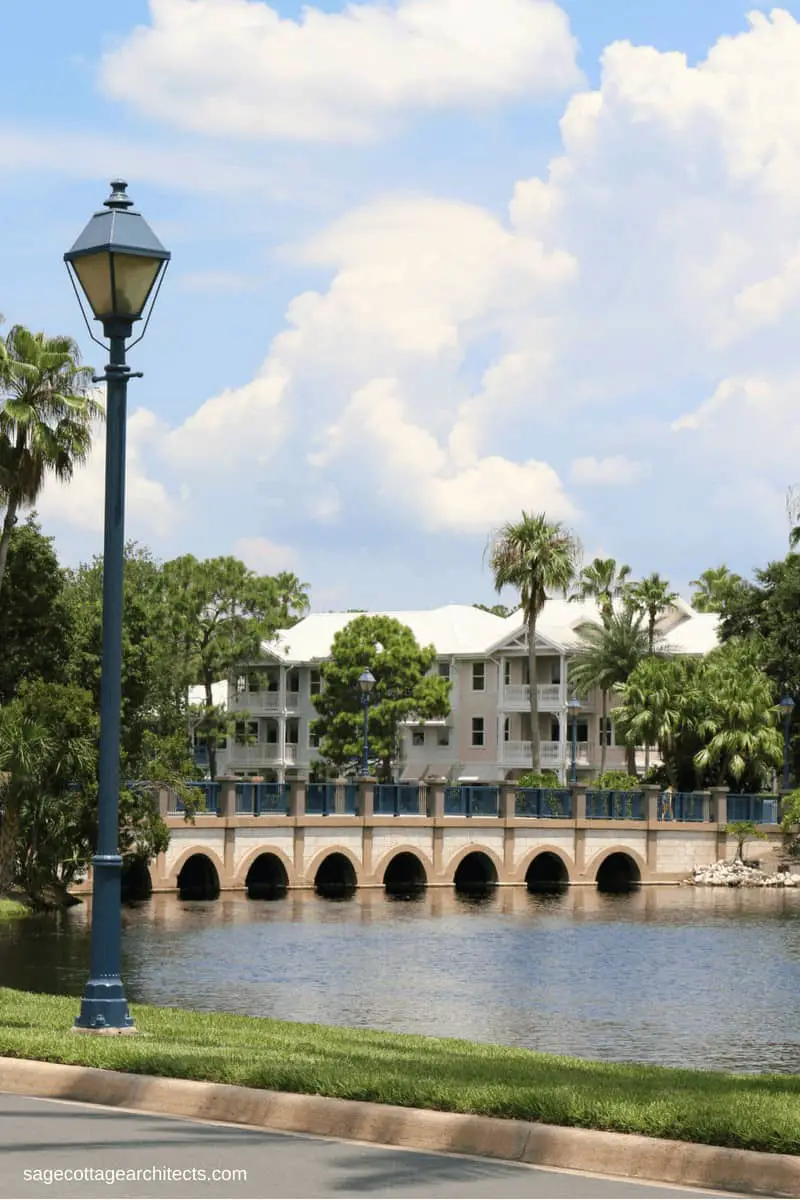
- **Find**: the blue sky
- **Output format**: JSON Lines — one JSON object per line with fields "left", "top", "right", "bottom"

{"left": 3, "top": 0, "right": 800, "bottom": 611}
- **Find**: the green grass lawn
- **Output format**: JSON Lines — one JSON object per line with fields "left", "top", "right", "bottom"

{"left": 0, "top": 899, "right": 30, "bottom": 922}
{"left": 0, "top": 987, "right": 797, "bottom": 1155}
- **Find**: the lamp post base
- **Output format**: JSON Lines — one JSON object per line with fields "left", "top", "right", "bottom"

{"left": 74, "top": 982, "right": 135, "bottom": 1034}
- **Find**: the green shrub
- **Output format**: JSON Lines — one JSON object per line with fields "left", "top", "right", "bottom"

{"left": 594, "top": 771, "right": 640, "bottom": 790}
{"left": 516, "top": 771, "right": 560, "bottom": 789}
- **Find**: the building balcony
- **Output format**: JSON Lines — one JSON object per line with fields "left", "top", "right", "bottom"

{"left": 499, "top": 740, "right": 592, "bottom": 767}
{"left": 229, "top": 691, "right": 282, "bottom": 714}
{"left": 223, "top": 743, "right": 302, "bottom": 767}
{"left": 501, "top": 684, "right": 562, "bottom": 709}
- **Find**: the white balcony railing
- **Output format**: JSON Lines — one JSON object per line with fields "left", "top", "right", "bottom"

{"left": 229, "top": 690, "right": 282, "bottom": 713}
{"left": 224, "top": 743, "right": 281, "bottom": 765}
{"left": 500, "top": 740, "right": 592, "bottom": 766}
{"left": 501, "top": 684, "right": 562, "bottom": 708}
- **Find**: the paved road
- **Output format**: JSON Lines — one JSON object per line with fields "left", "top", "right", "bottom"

{"left": 0, "top": 1094, "right": 740, "bottom": 1199}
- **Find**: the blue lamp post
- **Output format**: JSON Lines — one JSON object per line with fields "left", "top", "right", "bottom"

{"left": 567, "top": 699, "right": 581, "bottom": 785}
{"left": 779, "top": 695, "right": 795, "bottom": 792}
{"left": 65, "top": 181, "right": 170, "bottom": 1032}
{"left": 358, "top": 670, "right": 376, "bottom": 776}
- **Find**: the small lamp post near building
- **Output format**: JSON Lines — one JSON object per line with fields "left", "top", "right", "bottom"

{"left": 779, "top": 695, "right": 795, "bottom": 792}
{"left": 65, "top": 181, "right": 170, "bottom": 1033}
{"left": 358, "top": 670, "right": 376, "bottom": 776}
{"left": 567, "top": 698, "right": 581, "bottom": 785}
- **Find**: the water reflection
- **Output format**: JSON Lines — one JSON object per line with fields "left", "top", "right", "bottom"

{"left": 2, "top": 886, "right": 800, "bottom": 1073}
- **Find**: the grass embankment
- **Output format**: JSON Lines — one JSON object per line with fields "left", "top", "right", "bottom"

{"left": 0, "top": 987, "right": 797, "bottom": 1156}
{"left": 0, "top": 899, "right": 30, "bottom": 922}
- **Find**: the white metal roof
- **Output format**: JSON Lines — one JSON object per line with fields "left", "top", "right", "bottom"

{"left": 264, "top": 598, "right": 720, "bottom": 662}
{"left": 265, "top": 604, "right": 508, "bottom": 661}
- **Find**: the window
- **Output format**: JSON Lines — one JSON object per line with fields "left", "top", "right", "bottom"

{"left": 503, "top": 660, "right": 511, "bottom": 686}
{"left": 286, "top": 719, "right": 299, "bottom": 745}
{"left": 521, "top": 659, "right": 530, "bottom": 685}
{"left": 550, "top": 718, "right": 560, "bottom": 742}
{"left": 550, "top": 659, "right": 561, "bottom": 684}
{"left": 504, "top": 717, "right": 511, "bottom": 742}
{"left": 286, "top": 670, "right": 299, "bottom": 694}
{"left": 265, "top": 721, "right": 278, "bottom": 745}
{"left": 412, "top": 730, "right": 425, "bottom": 747}
{"left": 438, "top": 661, "right": 450, "bottom": 679}
{"left": 599, "top": 717, "right": 614, "bottom": 746}
{"left": 437, "top": 729, "right": 450, "bottom": 746}
{"left": 309, "top": 669, "right": 322, "bottom": 696}
{"left": 308, "top": 725, "right": 320, "bottom": 748}
{"left": 472, "top": 662, "right": 485, "bottom": 691}
{"left": 472, "top": 717, "right": 485, "bottom": 747}
{"left": 266, "top": 671, "right": 279, "bottom": 693}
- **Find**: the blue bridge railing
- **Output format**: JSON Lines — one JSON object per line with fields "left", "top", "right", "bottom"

{"left": 235, "top": 782, "right": 289, "bottom": 815}
{"left": 727, "top": 794, "right": 779, "bottom": 824}
{"left": 515, "top": 788, "right": 572, "bottom": 818}
{"left": 373, "top": 783, "right": 425, "bottom": 816}
{"left": 443, "top": 785, "right": 499, "bottom": 817}
{"left": 586, "top": 790, "right": 645, "bottom": 820}
{"left": 306, "top": 781, "right": 358, "bottom": 816}
{"left": 164, "top": 783, "right": 782, "bottom": 825}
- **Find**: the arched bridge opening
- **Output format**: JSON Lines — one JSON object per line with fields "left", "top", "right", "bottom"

{"left": 596, "top": 852, "right": 641, "bottom": 894}
{"left": 121, "top": 859, "right": 152, "bottom": 903}
{"left": 314, "top": 853, "right": 357, "bottom": 899}
{"left": 177, "top": 853, "right": 220, "bottom": 901}
{"left": 453, "top": 851, "right": 498, "bottom": 897}
{"left": 525, "top": 852, "right": 569, "bottom": 894}
{"left": 245, "top": 853, "right": 289, "bottom": 901}
{"left": 383, "top": 852, "right": 427, "bottom": 897}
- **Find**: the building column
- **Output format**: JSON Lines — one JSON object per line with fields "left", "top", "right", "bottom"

{"left": 501, "top": 783, "right": 516, "bottom": 880}
{"left": 278, "top": 715, "right": 287, "bottom": 782}
{"left": 430, "top": 782, "right": 445, "bottom": 878}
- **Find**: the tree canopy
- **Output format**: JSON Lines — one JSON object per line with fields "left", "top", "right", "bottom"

{"left": 312, "top": 615, "right": 450, "bottom": 780}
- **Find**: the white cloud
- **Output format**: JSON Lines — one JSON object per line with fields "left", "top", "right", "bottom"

{"left": 35, "top": 409, "right": 182, "bottom": 538}
{"left": 54, "top": 6, "right": 800, "bottom": 577}
{"left": 99, "top": 0, "right": 582, "bottom": 142}
{"left": 322, "top": 378, "right": 576, "bottom": 534}
{"left": 232, "top": 536, "right": 297, "bottom": 573}
{"left": 569, "top": 456, "right": 646, "bottom": 486}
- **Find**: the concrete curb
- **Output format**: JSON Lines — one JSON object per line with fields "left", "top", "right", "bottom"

{"left": 0, "top": 1057, "right": 797, "bottom": 1197}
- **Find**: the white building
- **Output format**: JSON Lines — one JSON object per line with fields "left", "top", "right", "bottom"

{"left": 190, "top": 598, "right": 719, "bottom": 784}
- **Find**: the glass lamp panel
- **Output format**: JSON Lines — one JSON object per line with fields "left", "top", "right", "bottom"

{"left": 111, "top": 252, "right": 164, "bottom": 318}
{"left": 72, "top": 252, "right": 114, "bottom": 318}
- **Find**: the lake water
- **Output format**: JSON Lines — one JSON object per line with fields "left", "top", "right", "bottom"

{"left": 2, "top": 886, "right": 799, "bottom": 1074}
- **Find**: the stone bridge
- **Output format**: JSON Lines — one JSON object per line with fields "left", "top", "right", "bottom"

{"left": 139, "top": 780, "right": 785, "bottom": 900}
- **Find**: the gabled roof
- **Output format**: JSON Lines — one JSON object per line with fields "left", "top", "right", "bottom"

{"left": 264, "top": 604, "right": 507, "bottom": 662}
{"left": 263, "top": 597, "right": 721, "bottom": 663}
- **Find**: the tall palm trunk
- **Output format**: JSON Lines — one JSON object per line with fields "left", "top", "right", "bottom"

{"left": 528, "top": 613, "right": 540, "bottom": 772}
{"left": 0, "top": 491, "right": 19, "bottom": 600}
{"left": 600, "top": 689, "right": 608, "bottom": 777}
{"left": 643, "top": 617, "right": 656, "bottom": 774}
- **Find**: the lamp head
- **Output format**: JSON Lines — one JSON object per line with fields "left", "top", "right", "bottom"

{"left": 567, "top": 698, "right": 582, "bottom": 713}
{"left": 779, "top": 695, "right": 795, "bottom": 718}
{"left": 358, "top": 669, "right": 376, "bottom": 695}
{"left": 64, "top": 180, "right": 170, "bottom": 336}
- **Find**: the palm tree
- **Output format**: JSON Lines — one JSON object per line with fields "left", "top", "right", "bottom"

{"left": 694, "top": 641, "right": 783, "bottom": 787}
{"left": 689, "top": 565, "right": 744, "bottom": 613}
{"left": 613, "top": 656, "right": 700, "bottom": 786}
{"left": 0, "top": 326, "right": 100, "bottom": 597}
{"left": 570, "top": 557, "right": 631, "bottom": 618}
{"left": 568, "top": 606, "right": 651, "bottom": 777}
{"left": 624, "top": 572, "right": 678, "bottom": 772}
{"left": 487, "top": 512, "right": 581, "bottom": 773}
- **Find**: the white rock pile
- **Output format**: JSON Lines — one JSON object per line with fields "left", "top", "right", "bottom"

{"left": 691, "top": 858, "right": 800, "bottom": 887}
